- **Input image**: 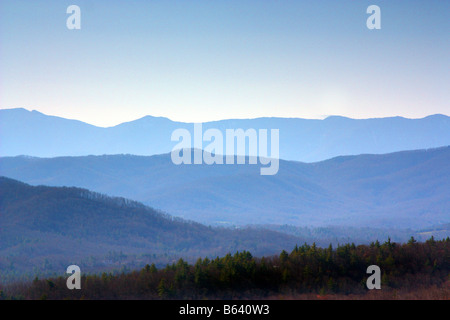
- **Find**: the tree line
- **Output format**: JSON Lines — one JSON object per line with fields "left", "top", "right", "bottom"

{"left": 1, "top": 237, "right": 449, "bottom": 300}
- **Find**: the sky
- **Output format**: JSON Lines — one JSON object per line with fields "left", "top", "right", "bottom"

{"left": 0, "top": 0, "right": 449, "bottom": 127}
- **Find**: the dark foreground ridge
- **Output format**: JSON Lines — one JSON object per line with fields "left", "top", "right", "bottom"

{"left": 0, "top": 176, "right": 303, "bottom": 282}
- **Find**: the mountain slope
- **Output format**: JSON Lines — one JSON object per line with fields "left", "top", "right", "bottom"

{"left": 1, "top": 147, "right": 448, "bottom": 228}
{"left": 1, "top": 108, "right": 449, "bottom": 161}
{"left": 0, "top": 176, "right": 307, "bottom": 280}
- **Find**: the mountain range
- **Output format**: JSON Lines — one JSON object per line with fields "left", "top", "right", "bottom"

{"left": 1, "top": 108, "right": 449, "bottom": 162}
{"left": 1, "top": 147, "right": 448, "bottom": 229}
{"left": 1, "top": 108, "right": 449, "bottom": 281}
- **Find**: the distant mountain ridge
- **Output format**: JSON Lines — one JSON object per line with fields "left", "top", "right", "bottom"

{"left": 1, "top": 147, "right": 448, "bottom": 229}
{"left": 1, "top": 108, "right": 449, "bottom": 162}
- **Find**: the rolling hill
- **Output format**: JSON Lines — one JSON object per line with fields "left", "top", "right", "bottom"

{"left": 0, "top": 176, "right": 306, "bottom": 281}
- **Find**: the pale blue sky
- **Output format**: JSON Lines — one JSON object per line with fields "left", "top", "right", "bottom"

{"left": 1, "top": 0, "right": 449, "bottom": 126}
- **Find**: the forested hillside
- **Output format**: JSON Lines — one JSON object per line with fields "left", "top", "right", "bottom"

{"left": 0, "top": 177, "right": 301, "bottom": 282}
{"left": 1, "top": 176, "right": 447, "bottom": 285}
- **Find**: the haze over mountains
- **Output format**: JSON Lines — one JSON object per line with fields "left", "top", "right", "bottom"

{"left": 1, "top": 108, "right": 449, "bottom": 162}
{"left": 1, "top": 147, "right": 449, "bottom": 229}
{"left": 1, "top": 108, "right": 449, "bottom": 282}
{"left": 1, "top": 108, "right": 448, "bottom": 229}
